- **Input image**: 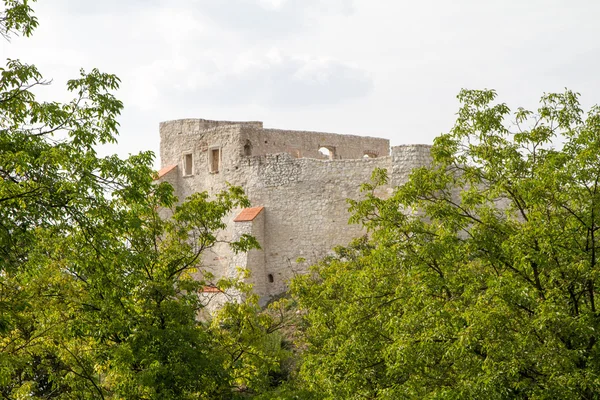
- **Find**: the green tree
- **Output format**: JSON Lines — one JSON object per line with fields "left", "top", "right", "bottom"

{"left": 1, "top": 2, "right": 286, "bottom": 398}
{"left": 292, "top": 89, "right": 600, "bottom": 399}
{"left": 0, "top": 0, "right": 37, "bottom": 40}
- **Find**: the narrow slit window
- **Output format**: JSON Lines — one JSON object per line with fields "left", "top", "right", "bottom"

{"left": 209, "top": 148, "right": 221, "bottom": 173}
{"left": 184, "top": 153, "right": 193, "bottom": 176}
{"left": 244, "top": 140, "right": 252, "bottom": 156}
{"left": 268, "top": 274, "right": 274, "bottom": 283}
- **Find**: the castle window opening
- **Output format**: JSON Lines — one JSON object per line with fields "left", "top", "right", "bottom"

{"left": 318, "top": 146, "right": 336, "bottom": 160}
{"left": 363, "top": 151, "right": 378, "bottom": 159}
{"left": 244, "top": 140, "right": 252, "bottom": 156}
{"left": 268, "top": 274, "right": 274, "bottom": 283}
{"left": 183, "top": 153, "right": 193, "bottom": 176}
{"left": 209, "top": 147, "right": 221, "bottom": 173}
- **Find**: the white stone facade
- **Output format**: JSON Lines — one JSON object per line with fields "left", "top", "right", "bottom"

{"left": 158, "top": 119, "right": 431, "bottom": 305}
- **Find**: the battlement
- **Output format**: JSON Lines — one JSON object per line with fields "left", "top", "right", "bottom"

{"left": 160, "top": 118, "right": 263, "bottom": 133}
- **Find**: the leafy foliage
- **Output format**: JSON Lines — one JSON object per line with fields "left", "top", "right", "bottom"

{"left": 292, "top": 89, "right": 600, "bottom": 399}
{"left": 0, "top": 1, "right": 287, "bottom": 397}
{"left": 0, "top": 0, "right": 37, "bottom": 40}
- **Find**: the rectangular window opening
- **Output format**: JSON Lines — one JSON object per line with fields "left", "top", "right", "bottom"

{"left": 184, "top": 153, "right": 193, "bottom": 176}
{"left": 210, "top": 148, "right": 221, "bottom": 173}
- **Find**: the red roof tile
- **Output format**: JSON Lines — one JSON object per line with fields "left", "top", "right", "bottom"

{"left": 233, "top": 206, "right": 264, "bottom": 222}
{"left": 156, "top": 165, "right": 177, "bottom": 179}
{"left": 201, "top": 286, "right": 222, "bottom": 293}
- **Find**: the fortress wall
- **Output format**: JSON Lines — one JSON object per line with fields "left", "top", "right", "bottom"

{"left": 159, "top": 122, "right": 253, "bottom": 198}
{"left": 241, "top": 125, "right": 390, "bottom": 160}
{"left": 160, "top": 120, "right": 244, "bottom": 173}
{"left": 158, "top": 122, "right": 251, "bottom": 286}
{"left": 389, "top": 145, "right": 433, "bottom": 186}
{"left": 245, "top": 212, "right": 267, "bottom": 297}
{"left": 160, "top": 118, "right": 262, "bottom": 140}
{"left": 158, "top": 145, "right": 432, "bottom": 301}
{"left": 228, "top": 154, "right": 394, "bottom": 296}
{"left": 158, "top": 118, "right": 432, "bottom": 302}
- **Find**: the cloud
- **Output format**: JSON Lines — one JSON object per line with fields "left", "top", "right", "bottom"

{"left": 55, "top": 0, "right": 354, "bottom": 39}
{"left": 192, "top": 0, "right": 355, "bottom": 37}
{"left": 136, "top": 50, "right": 372, "bottom": 108}
{"left": 57, "top": 0, "right": 162, "bottom": 15}
{"left": 18, "top": 0, "right": 367, "bottom": 113}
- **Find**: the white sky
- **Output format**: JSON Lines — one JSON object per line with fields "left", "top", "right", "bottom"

{"left": 2, "top": 0, "right": 599, "bottom": 168}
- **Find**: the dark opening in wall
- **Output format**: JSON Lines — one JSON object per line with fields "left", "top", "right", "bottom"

{"left": 184, "top": 153, "right": 193, "bottom": 175}
{"left": 244, "top": 140, "right": 252, "bottom": 156}
{"left": 268, "top": 274, "right": 274, "bottom": 283}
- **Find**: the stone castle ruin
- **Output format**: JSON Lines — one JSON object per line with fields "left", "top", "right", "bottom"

{"left": 157, "top": 118, "right": 431, "bottom": 305}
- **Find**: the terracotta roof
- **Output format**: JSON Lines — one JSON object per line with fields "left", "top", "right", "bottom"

{"left": 156, "top": 165, "right": 177, "bottom": 179}
{"left": 201, "top": 286, "right": 222, "bottom": 293}
{"left": 233, "top": 206, "right": 264, "bottom": 222}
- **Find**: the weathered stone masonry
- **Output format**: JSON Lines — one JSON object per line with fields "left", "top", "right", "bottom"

{"left": 158, "top": 118, "right": 431, "bottom": 305}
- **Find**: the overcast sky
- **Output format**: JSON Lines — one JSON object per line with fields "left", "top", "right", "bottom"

{"left": 2, "top": 0, "right": 599, "bottom": 167}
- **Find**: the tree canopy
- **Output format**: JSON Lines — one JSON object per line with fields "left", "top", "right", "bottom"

{"left": 0, "top": 1, "right": 289, "bottom": 398}
{"left": 292, "top": 89, "right": 600, "bottom": 399}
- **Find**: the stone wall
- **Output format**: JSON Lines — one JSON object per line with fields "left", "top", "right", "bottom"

{"left": 158, "top": 118, "right": 432, "bottom": 303}
{"left": 240, "top": 125, "right": 390, "bottom": 160}
{"left": 245, "top": 154, "right": 391, "bottom": 296}
{"left": 231, "top": 211, "right": 267, "bottom": 296}
{"left": 389, "top": 144, "right": 434, "bottom": 186}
